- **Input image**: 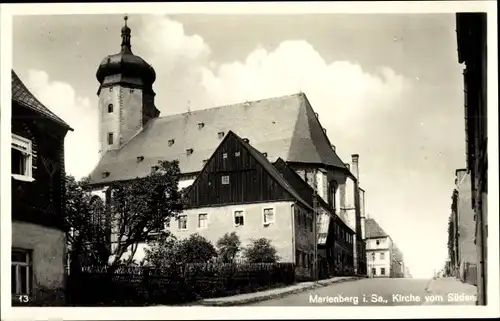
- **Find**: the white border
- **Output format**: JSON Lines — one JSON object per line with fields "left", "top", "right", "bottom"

{"left": 1, "top": 1, "right": 498, "bottom": 320}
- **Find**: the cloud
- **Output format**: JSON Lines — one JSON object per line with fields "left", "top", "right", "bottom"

{"left": 134, "top": 15, "right": 410, "bottom": 158}
{"left": 25, "top": 70, "right": 99, "bottom": 180}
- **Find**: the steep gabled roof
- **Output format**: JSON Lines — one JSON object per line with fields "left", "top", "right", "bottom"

{"left": 185, "top": 130, "right": 312, "bottom": 211}
{"left": 365, "top": 218, "right": 390, "bottom": 239}
{"left": 89, "top": 92, "right": 348, "bottom": 185}
{"left": 11, "top": 70, "right": 73, "bottom": 131}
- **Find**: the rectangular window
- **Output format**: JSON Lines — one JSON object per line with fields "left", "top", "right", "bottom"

{"left": 263, "top": 208, "right": 274, "bottom": 225}
{"left": 221, "top": 175, "right": 230, "bottom": 185}
{"left": 295, "top": 250, "right": 300, "bottom": 265}
{"left": 222, "top": 152, "right": 228, "bottom": 159}
{"left": 107, "top": 132, "right": 114, "bottom": 145}
{"left": 234, "top": 210, "right": 244, "bottom": 226}
{"left": 371, "top": 267, "right": 376, "bottom": 276}
{"left": 198, "top": 213, "right": 208, "bottom": 229}
{"left": 371, "top": 252, "right": 375, "bottom": 260}
{"left": 178, "top": 215, "right": 187, "bottom": 230}
{"left": 108, "top": 103, "right": 113, "bottom": 113}
{"left": 380, "top": 252, "right": 385, "bottom": 260}
{"left": 11, "top": 134, "right": 33, "bottom": 180}
{"left": 11, "top": 249, "right": 31, "bottom": 295}
{"left": 380, "top": 268, "right": 386, "bottom": 275}
{"left": 309, "top": 217, "right": 313, "bottom": 232}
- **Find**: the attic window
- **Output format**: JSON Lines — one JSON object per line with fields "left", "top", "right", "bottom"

{"left": 186, "top": 148, "right": 194, "bottom": 155}
{"left": 235, "top": 151, "right": 241, "bottom": 157}
{"left": 137, "top": 156, "right": 144, "bottom": 162}
{"left": 151, "top": 165, "right": 159, "bottom": 174}
{"left": 222, "top": 153, "right": 228, "bottom": 159}
{"left": 262, "top": 152, "right": 268, "bottom": 157}
{"left": 197, "top": 122, "right": 205, "bottom": 129}
{"left": 243, "top": 138, "right": 250, "bottom": 143}
{"left": 109, "top": 87, "right": 113, "bottom": 92}
{"left": 221, "top": 175, "right": 230, "bottom": 185}
{"left": 168, "top": 139, "right": 175, "bottom": 146}
{"left": 102, "top": 171, "right": 110, "bottom": 178}
{"left": 218, "top": 131, "right": 225, "bottom": 139}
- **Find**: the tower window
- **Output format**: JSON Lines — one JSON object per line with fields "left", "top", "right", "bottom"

{"left": 168, "top": 139, "right": 175, "bottom": 146}
{"left": 186, "top": 148, "right": 193, "bottom": 155}
{"left": 107, "top": 133, "right": 114, "bottom": 145}
{"left": 108, "top": 104, "right": 114, "bottom": 113}
{"left": 197, "top": 122, "right": 205, "bottom": 129}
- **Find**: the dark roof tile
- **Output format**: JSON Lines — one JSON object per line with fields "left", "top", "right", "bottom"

{"left": 365, "top": 218, "right": 390, "bottom": 238}
{"left": 11, "top": 70, "right": 72, "bottom": 130}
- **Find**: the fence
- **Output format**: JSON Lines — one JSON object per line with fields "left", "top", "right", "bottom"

{"left": 67, "top": 262, "right": 295, "bottom": 306}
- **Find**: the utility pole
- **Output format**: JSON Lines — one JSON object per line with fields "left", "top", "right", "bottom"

{"left": 312, "top": 171, "right": 319, "bottom": 282}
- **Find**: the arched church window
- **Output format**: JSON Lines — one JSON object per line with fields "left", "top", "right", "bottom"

{"left": 108, "top": 104, "right": 114, "bottom": 113}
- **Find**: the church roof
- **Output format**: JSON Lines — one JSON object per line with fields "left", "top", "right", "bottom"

{"left": 365, "top": 218, "right": 390, "bottom": 239}
{"left": 89, "top": 92, "right": 348, "bottom": 185}
{"left": 11, "top": 70, "right": 73, "bottom": 131}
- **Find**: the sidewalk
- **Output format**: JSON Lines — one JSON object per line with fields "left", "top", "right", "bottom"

{"left": 198, "top": 276, "right": 363, "bottom": 306}
{"left": 424, "top": 277, "right": 477, "bottom": 305}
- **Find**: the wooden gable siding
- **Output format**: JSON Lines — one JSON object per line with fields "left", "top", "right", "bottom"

{"left": 11, "top": 104, "right": 67, "bottom": 231}
{"left": 187, "top": 133, "right": 295, "bottom": 208}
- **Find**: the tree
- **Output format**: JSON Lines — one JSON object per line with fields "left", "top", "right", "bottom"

{"left": 107, "top": 160, "right": 186, "bottom": 268}
{"left": 65, "top": 175, "right": 110, "bottom": 270}
{"left": 243, "top": 238, "right": 280, "bottom": 263}
{"left": 216, "top": 232, "right": 241, "bottom": 263}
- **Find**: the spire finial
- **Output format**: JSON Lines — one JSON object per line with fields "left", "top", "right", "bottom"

{"left": 121, "top": 14, "right": 132, "bottom": 53}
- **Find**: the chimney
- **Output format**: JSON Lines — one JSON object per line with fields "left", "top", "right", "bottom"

{"left": 351, "top": 154, "right": 359, "bottom": 183}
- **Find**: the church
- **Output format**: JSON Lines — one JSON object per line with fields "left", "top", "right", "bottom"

{"left": 87, "top": 17, "right": 367, "bottom": 276}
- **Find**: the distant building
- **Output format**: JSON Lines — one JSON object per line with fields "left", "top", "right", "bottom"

{"left": 87, "top": 17, "right": 366, "bottom": 276}
{"left": 11, "top": 71, "right": 73, "bottom": 305}
{"left": 455, "top": 169, "right": 477, "bottom": 285}
{"left": 364, "top": 218, "right": 404, "bottom": 278}
{"left": 456, "top": 12, "right": 487, "bottom": 305}
{"left": 448, "top": 191, "right": 460, "bottom": 276}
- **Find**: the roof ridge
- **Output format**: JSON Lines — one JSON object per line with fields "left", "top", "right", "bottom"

{"left": 158, "top": 92, "right": 305, "bottom": 120}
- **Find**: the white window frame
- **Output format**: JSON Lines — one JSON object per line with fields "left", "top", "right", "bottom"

{"left": 177, "top": 214, "right": 188, "bottom": 231}
{"left": 380, "top": 267, "right": 386, "bottom": 275}
{"left": 197, "top": 213, "right": 208, "bottom": 229}
{"left": 11, "top": 134, "right": 34, "bottom": 182}
{"left": 233, "top": 209, "right": 245, "bottom": 227}
{"left": 221, "top": 175, "right": 230, "bottom": 185}
{"left": 262, "top": 207, "right": 275, "bottom": 226}
{"left": 11, "top": 249, "right": 31, "bottom": 296}
{"left": 380, "top": 252, "right": 385, "bottom": 260}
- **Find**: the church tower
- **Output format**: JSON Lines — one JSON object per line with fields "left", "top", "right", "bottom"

{"left": 95, "top": 15, "right": 160, "bottom": 157}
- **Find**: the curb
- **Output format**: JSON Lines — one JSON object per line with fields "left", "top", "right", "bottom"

{"left": 198, "top": 277, "right": 364, "bottom": 306}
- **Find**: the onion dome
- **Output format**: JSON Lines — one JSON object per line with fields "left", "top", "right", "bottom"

{"left": 96, "top": 15, "right": 156, "bottom": 91}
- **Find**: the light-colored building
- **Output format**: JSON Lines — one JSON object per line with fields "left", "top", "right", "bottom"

{"left": 454, "top": 169, "right": 477, "bottom": 284}
{"left": 87, "top": 17, "right": 366, "bottom": 275}
{"left": 365, "top": 218, "right": 404, "bottom": 278}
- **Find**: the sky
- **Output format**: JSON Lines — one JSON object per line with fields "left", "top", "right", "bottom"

{"left": 12, "top": 13, "right": 467, "bottom": 279}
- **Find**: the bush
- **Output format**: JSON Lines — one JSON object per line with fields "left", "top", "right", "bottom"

{"left": 216, "top": 232, "right": 241, "bottom": 263}
{"left": 243, "top": 238, "right": 279, "bottom": 263}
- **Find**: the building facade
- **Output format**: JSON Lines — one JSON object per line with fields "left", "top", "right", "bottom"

{"left": 365, "top": 218, "right": 404, "bottom": 278}
{"left": 87, "top": 17, "right": 366, "bottom": 276}
{"left": 11, "top": 71, "right": 73, "bottom": 305}
{"left": 456, "top": 12, "right": 488, "bottom": 305}
{"left": 455, "top": 169, "right": 477, "bottom": 285}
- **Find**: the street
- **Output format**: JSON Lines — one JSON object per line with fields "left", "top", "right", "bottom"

{"left": 248, "top": 278, "right": 476, "bottom": 306}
